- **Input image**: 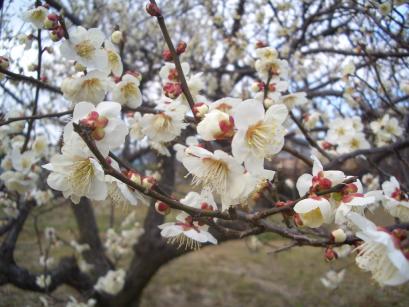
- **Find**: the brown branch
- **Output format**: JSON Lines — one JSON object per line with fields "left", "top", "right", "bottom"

{"left": 149, "top": 0, "right": 199, "bottom": 122}
{"left": 0, "top": 110, "right": 73, "bottom": 126}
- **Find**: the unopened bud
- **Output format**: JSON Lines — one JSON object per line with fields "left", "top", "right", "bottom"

{"left": 128, "top": 171, "right": 142, "bottom": 186}
{"left": 44, "top": 13, "right": 59, "bottom": 30}
{"left": 0, "top": 56, "right": 10, "bottom": 70}
{"left": 142, "top": 176, "right": 156, "bottom": 190}
{"left": 176, "top": 41, "right": 187, "bottom": 55}
{"left": 155, "top": 201, "right": 171, "bottom": 215}
{"left": 255, "top": 40, "right": 268, "bottom": 48}
{"left": 111, "top": 30, "right": 123, "bottom": 44}
{"left": 28, "top": 63, "right": 38, "bottom": 72}
{"left": 324, "top": 247, "right": 337, "bottom": 262}
{"left": 146, "top": 2, "right": 161, "bottom": 16}
{"left": 50, "top": 26, "right": 64, "bottom": 42}
{"left": 331, "top": 229, "right": 347, "bottom": 243}
{"left": 263, "top": 98, "right": 273, "bottom": 109}
{"left": 162, "top": 49, "right": 173, "bottom": 61}
{"left": 193, "top": 102, "right": 209, "bottom": 118}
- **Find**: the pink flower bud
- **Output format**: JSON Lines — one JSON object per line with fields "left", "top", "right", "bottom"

{"left": 44, "top": 13, "right": 59, "bottom": 30}
{"left": 155, "top": 201, "right": 171, "bottom": 215}
{"left": 146, "top": 2, "right": 161, "bottom": 16}
{"left": 162, "top": 49, "right": 173, "bottom": 61}
{"left": 176, "top": 41, "right": 187, "bottom": 55}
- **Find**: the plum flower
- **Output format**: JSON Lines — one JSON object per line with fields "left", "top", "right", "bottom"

{"left": 296, "top": 155, "right": 346, "bottom": 197}
{"left": 232, "top": 99, "right": 287, "bottom": 179}
{"left": 64, "top": 101, "right": 128, "bottom": 156}
{"left": 382, "top": 177, "right": 409, "bottom": 221}
{"left": 181, "top": 146, "right": 249, "bottom": 209}
{"left": 159, "top": 191, "right": 217, "bottom": 249}
{"left": 294, "top": 196, "right": 333, "bottom": 228}
{"left": 43, "top": 144, "right": 107, "bottom": 204}
{"left": 348, "top": 213, "right": 409, "bottom": 286}
{"left": 112, "top": 73, "right": 142, "bottom": 108}
{"left": 23, "top": 6, "right": 48, "bottom": 29}
{"left": 61, "top": 70, "right": 112, "bottom": 104}
{"left": 94, "top": 269, "right": 126, "bottom": 295}
{"left": 60, "top": 26, "right": 108, "bottom": 71}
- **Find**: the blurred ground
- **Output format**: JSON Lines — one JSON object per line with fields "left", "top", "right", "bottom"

{"left": 1, "top": 204, "right": 408, "bottom": 307}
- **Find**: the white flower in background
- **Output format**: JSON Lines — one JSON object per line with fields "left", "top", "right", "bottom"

{"left": 33, "top": 190, "right": 53, "bottom": 206}
{"left": 94, "top": 269, "right": 126, "bottom": 295}
{"left": 128, "top": 112, "right": 144, "bottom": 140}
{"left": 0, "top": 154, "right": 13, "bottom": 170}
{"left": 280, "top": 92, "right": 308, "bottom": 109}
{"left": 370, "top": 114, "right": 403, "bottom": 146}
{"left": 348, "top": 212, "right": 409, "bottom": 286}
{"left": 159, "top": 191, "right": 217, "bottom": 249}
{"left": 303, "top": 111, "right": 320, "bottom": 130}
{"left": 36, "top": 274, "right": 51, "bottom": 289}
{"left": 232, "top": 100, "right": 287, "bottom": 179}
{"left": 342, "top": 61, "right": 356, "bottom": 76}
{"left": 32, "top": 136, "right": 48, "bottom": 156}
{"left": 159, "top": 62, "right": 190, "bottom": 83}
{"left": 140, "top": 105, "right": 187, "bottom": 143}
{"left": 61, "top": 70, "right": 112, "bottom": 104}
{"left": 382, "top": 177, "right": 409, "bottom": 221}
{"left": 43, "top": 145, "right": 107, "bottom": 204}
{"left": 11, "top": 149, "right": 38, "bottom": 173}
{"left": 182, "top": 146, "right": 250, "bottom": 207}
{"left": 39, "top": 255, "right": 54, "bottom": 267}
{"left": 66, "top": 297, "right": 96, "bottom": 307}
{"left": 400, "top": 80, "right": 409, "bottom": 95}
{"left": 294, "top": 196, "right": 333, "bottom": 228}
{"left": 105, "top": 40, "right": 123, "bottom": 76}
{"left": 337, "top": 132, "right": 370, "bottom": 154}
{"left": 296, "top": 155, "right": 346, "bottom": 197}
{"left": 326, "top": 117, "right": 356, "bottom": 143}
{"left": 197, "top": 109, "right": 235, "bottom": 141}
{"left": 70, "top": 241, "right": 90, "bottom": 254}
{"left": 112, "top": 73, "right": 142, "bottom": 108}
{"left": 60, "top": 26, "right": 108, "bottom": 71}
{"left": 0, "top": 171, "right": 38, "bottom": 194}
{"left": 362, "top": 173, "right": 380, "bottom": 190}
{"left": 1, "top": 197, "right": 19, "bottom": 218}
{"left": 320, "top": 269, "right": 346, "bottom": 289}
{"left": 378, "top": 1, "right": 392, "bottom": 16}
{"left": 64, "top": 101, "right": 128, "bottom": 156}
{"left": 255, "top": 46, "right": 278, "bottom": 62}
{"left": 23, "top": 6, "right": 48, "bottom": 29}
{"left": 255, "top": 58, "right": 289, "bottom": 82}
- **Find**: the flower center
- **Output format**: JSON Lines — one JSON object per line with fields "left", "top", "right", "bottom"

{"left": 121, "top": 82, "right": 138, "bottom": 99}
{"left": 300, "top": 207, "right": 323, "bottom": 226}
{"left": 152, "top": 113, "right": 172, "bottom": 131}
{"left": 199, "top": 158, "right": 229, "bottom": 192}
{"left": 245, "top": 121, "right": 273, "bottom": 152}
{"left": 75, "top": 40, "right": 96, "bottom": 58}
{"left": 108, "top": 50, "right": 119, "bottom": 64}
{"left": 69, "top": 159, "right": 94, "bottom": 196}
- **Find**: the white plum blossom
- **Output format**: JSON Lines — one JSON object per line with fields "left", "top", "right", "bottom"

{"left": 296, "top": 155, "right": 346, "bottom": 197}
{"left": 337, "top": 132, "right": 370, "bottom": 154}
{"left": 36, "top": 274, "right": 52, "bottom": 289}
{"left": 140, "top": 103, "right": 187, "bottom": 143}
{"left": 320, "top": 269, "right": 346, "bottom": 289}
{"left": 23, "top": 6, "right": 48, "bottom": 29}
{"left": 94, "top": 269, "right": 126, "bottom": 295}
{"left": 382, "top": 177, "right": 409, "bottom": 221}
{"left": 105, "top": 40, "right": 123, "bottom": 76}
{"left": 61, "top": 70, "right": 112, "bottom": 104}
{"left": 60, "top": 26, "right": 108, "bottom": 71}
{"left": 348, "top": 212, "right": 409, "bottom": 286}
{"left": 197, "top": 109, "right": 234, "bottom": 141}
{"left": 370, "top": 114, "right": 403, "bottom": 146}
{"left": 43, "top": 144, "right": 107, "bottom": 204}
{"left": 159, "top": 191, "right": 217, "bottom": 249}
{"left": 232, "top": 100, "right": 287, "bottom": 179}
{"left": 182, "top": 146, "right": 250, "bottom": 209}
{"left": 112, "top": 73, "right": 142, "bottom": 108}
{"left": 294, "top": 196, "right": 333, "bottom": 228}
{"left": 64, "top": 101, "right": 128, "bottom": 156}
